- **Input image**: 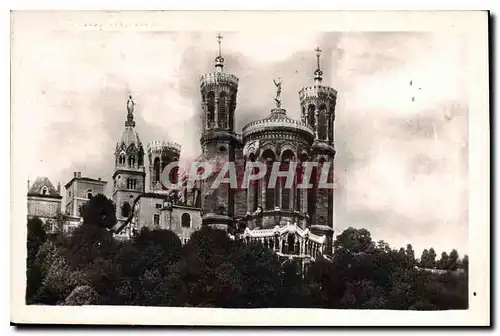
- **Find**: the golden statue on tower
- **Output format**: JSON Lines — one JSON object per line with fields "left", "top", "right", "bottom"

{"left": 273, "top": 77, "right": 282, "bottom": 108}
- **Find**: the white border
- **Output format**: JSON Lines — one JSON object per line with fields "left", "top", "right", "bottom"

{"left": 9, "top": 10, "right": 490, "bottom": 326}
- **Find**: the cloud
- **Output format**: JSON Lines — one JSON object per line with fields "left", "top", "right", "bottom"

{"left": 13, "top": 29, "right": 469, "bottom": 255}
{"left": 333, "top": 33, "right": 468, "bottom": 254}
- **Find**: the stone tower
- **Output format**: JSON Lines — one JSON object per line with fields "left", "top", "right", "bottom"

{"left": 199, "top": 33, "right": 239, "bottom": 230}
{"left": 298, "top": 48, "right": 337, "bottom": 254}
{"left": 113, "top": 95, "right": 146, "bottom": 228}
{"left": 147, "top": 140, "right": 181, "bottom": 192}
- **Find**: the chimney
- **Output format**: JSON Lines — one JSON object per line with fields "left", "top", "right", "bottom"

{"left": 27, "top": 179, "right": 30, "bottom": 191}
{"left": 57, "top": 182, "right": 61, "bottom": 193}
{"left": 73, "top": 172, "right": 77, "bottom": 178}
{"left": 77, "top": 172, "right": 82, "bottom": 178}
{"left": 98, "top": 177, "right": 101, "bottom": 181}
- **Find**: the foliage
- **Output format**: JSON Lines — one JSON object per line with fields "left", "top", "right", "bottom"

{"left": 79, "top": 194, "right": 116, "bottom": 229}
{"left": 64, "top": 285, "right": 99, "bottom": 305}
{"left": 26, "top": 217, "right": 47, "bottom": 303}
{"left": 26, "top": 217, "right": 469, "bottom": 310}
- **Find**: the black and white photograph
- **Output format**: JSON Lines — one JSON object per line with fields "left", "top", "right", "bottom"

{"left": 10, "top": 10, "right": 490, "bottom": 326}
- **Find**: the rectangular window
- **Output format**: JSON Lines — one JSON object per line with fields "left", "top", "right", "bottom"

{"left": 153, "top": 214, "right": 160, "bottom": 226}
{"left": 155, "top": 203, "right": 162, "bottom": 209}
{"left": 127, "top": 178, "right": 137, "bottom": 190}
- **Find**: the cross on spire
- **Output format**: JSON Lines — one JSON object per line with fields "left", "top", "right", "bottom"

{"left": 216, "top": 33, "right": 223, "bottom": 57}
{"left": 315, "top": 46, "right": 322, "bottom": 70}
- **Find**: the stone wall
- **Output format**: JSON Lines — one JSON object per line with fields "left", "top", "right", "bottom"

{"left": 135, "top": 196, "right": 164, "bottom": 230}
{"left": 27, "top": 196, "right": 61, "bottom": 220}
{"left": 166, "top": 206, "right": 202, "bottom": 244}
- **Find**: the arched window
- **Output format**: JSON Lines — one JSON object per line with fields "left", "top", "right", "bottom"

{"left": 262, "top": 150, "right": 276, "bottom": 210}
{"left": 308, "top": 104, "right": 316, "bottom": 128}
{"left": 119, "top": 154, "right": 126, "bottom": 165}
{"left": 128, "top": 155, "right": 135, "bottom": 168}
{"left": 318, "top": 104, "right": 327, "bottom": 140}
{"left": 288, "top": 234, "right": 295, "bottom": 254}
{"left": 153, "top": 157, "right": 160, "bottom": 183}
{"left": 248, "top": 154, "right": 259, "bottom": 212}
{"left": 121, "top": 201, "right": 131, "bottom": 218}
{"left": 229, "top": 93, "right": 236, "bottom": 129}
{"left": 41, "top": 186, "right": 48, "bottom": 196}
{"left": 181, "top": 213, "right": 191, "bottom": 228}
{"left": 87, "top": 189, "right": 93, "bottom": 199}
{"left": 280, "top": 150, "right": 295, "bottom": 210}
{"left": 206, "top": 91, "right": 215, "bottom": 127}
{"left": 219, "top": 91, "right": 227, "bottom": 128}
{"left": 307, "top": 159, "right": 321, "bottom": 221}
{"left": 329, "top": 106, "right": 335, "bottom": 141}
{"left": 138, "top": 147, "right": 144, "bottom": 166}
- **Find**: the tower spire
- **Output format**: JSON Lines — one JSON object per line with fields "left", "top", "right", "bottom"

{"left": 125, "top": 94, "right": 136, "bottom": 127}
{"left": 314, "top": 46, "right": 323, "bottom": 85}
{"left": 215, "top": 33, "right": 224, "bottom": 72}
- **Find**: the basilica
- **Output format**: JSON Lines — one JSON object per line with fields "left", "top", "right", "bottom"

{"left": 28, "top": 36, "right": 337, "bottom": 264}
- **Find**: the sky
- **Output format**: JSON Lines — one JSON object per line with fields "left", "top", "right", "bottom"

{"left": 12, "top": 24, "right": 469, "bottom": 256}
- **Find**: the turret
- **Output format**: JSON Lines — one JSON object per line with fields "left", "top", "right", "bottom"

{"left": 298, "top": 47, "right": 337, "bottom": 254}
{"left": 198, "top": 34, "right": 239, "bottom": 230}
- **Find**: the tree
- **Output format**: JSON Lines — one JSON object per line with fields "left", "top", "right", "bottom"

{"left": 406, "top": 244, "right": 416, "bottom": 268}
{"left": 26, "top": 217, "right": 47, "bottom": 303}
{"left": 64, "top": 221, "right": 117, "bottom": 269}
{"left": 133, "top": 227, "right": 182, "bottom": 266}
{"left": 33, "top": 241, "right": 87, "bottom": 304}
{"left": 448, "top": 249, "right": 459, "bottom": 270}
{"left": 334, "top": 227, "right": 373, "bottom": 254}
{"left": 27, "top": 217, "right": 47, "bottom": 265}
{"left": 428, "top": 248, "right": 437, "bottom": 268}
{"left": 79, "top": 194, "right": 116, "bottom": 229}
{"left": 461, "top": 255, "right": 469, "bottom": 271}
{"left": 64, "top": 285, "right": 99, "bottom": 305}
{"left": 420, "top": 249, "right": 430, "bottom": 268}
{"left": 438, "top": 251, "right": 450, "bottom": 270}
{"left": 230, "top": 242, "right": 282, "bottom": 308}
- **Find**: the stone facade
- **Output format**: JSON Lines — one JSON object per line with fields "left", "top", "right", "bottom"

{"left": 112, "top": 95, "right": 146, "bottom": 229}
{"left": 115, "top": 40, "right": 337, "bottom": 261}
{"left": 27, "top": 176, "right": 63, "bottom": 233}
{"left": 64, "top": 172, "right": 107, "bottom": 217}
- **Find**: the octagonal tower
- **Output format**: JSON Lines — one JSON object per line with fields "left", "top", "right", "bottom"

{"left": 298, "top": 47, "right": 337, "bottom": 254}
{"left": 199, "top": 34, "right": 239, "bottom": 230}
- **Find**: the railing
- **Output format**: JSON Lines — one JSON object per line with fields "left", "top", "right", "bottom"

{"left": 147, "top": 140, "right": 182, "bottom": 153}
{"left": 200, "top": 72, "right": 239, "bottom": 87}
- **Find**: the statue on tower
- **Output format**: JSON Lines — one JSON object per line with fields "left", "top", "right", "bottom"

{"left": 125, "top": 94, "right": 136, "bottom": 127}
{"left": 273, "top": 77, "right": 283, "bottom": 108}
{"left": 127, "top": 95, "right": 135, "bottom": 114}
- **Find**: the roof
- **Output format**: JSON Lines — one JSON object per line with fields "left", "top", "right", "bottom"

{"left": 28, "top": 177, "right": 62, "bottom": 199}
{"left": 242, "top": 108, "right": 314, "bottom": 138}
{"left": 64, "top": 176, "right": 107, "bottom": 189}
{"left": 117, "top": 126, "right": 142, "bottom": 150}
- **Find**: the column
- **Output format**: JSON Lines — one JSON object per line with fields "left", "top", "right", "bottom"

{"left": 314, "top": 110, "right": 319, "bottom": 140}
{"left": 214, "top": 98, "right": 219, "bottom": 128}
{"left": 246, "top": 169, "right": 252, "bottom": 212}
{"left": 326, "top": 112, "right": 330, "bottom": 142}
{"left": 203, "top": 102, "right": 209, "bottom": 129}
{"left": 276, "top": 178, "right": 281, "bottom": 210}
{"left": 261, "top": 162, "right": 267, "bottom": 210}
{"left": 225, "top": 99, "right": 231, "bottom": 129}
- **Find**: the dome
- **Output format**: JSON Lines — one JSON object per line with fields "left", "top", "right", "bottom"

{"left": 242, "top": 108, "right": 314, "bottom": 139}
{"left": 117, "top": 127, "right": 142, "bottom": 150}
